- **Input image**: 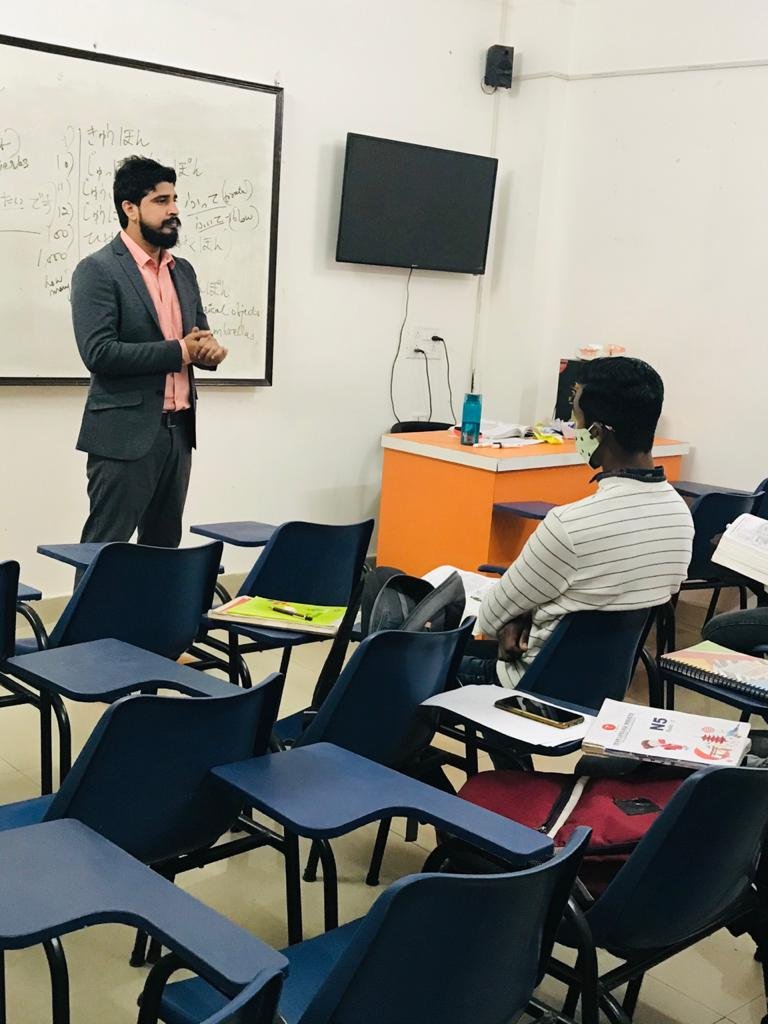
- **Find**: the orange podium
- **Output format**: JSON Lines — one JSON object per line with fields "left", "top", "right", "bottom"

{"left": 377, "top": 431, "right": 690, "bottom": 576}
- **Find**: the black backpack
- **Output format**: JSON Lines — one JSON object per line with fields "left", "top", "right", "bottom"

{"left": 360, "top": 567, "right": 466, "bottom": 636}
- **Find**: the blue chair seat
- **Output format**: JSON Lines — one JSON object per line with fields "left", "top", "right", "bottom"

{"left": 162, "top": 921, "right": 361, "bottom": 1024}
{"left": 14, "top": 636, "right": 41, "bottom": 656}
{"left": 0, "top": 795, "right": 52, "bottom": 831}
{"left": 17, "top": 584, "right": 43, "bottom": 602}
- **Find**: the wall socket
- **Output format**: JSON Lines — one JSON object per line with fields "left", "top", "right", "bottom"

{"left": 406, "top": 327, "right": 443, "bottom": 360}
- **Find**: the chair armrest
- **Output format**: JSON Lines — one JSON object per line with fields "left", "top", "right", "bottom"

{"left": 138, "top": 951, "right": 285, "bottom": 1024}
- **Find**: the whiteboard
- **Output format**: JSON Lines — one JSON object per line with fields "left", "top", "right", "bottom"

{"left": 0, "top": 35, "right": 282, "bottom": 385}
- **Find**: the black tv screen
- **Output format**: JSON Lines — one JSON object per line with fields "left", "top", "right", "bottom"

{"left": 336, "top": 134, "right": 498, "bottom": 275}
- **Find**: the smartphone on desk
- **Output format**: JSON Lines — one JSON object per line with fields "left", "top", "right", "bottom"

{"left": 493, "top": 695, "right": 584, "bottom": 730}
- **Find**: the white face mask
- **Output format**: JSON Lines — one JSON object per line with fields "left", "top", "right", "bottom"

{"left": 574, "top": 426, "right": 601, "bottom": 465}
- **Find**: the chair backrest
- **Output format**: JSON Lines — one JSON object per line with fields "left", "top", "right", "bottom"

{"left": 238, "top": 520, "right": 373, "bottom": 606}
{"left": 44, "top": 673, "right": 283, "bottom": 865}
{"left": 518, "top": 608, "right": 653, "bottom": 710}
{"left": 389, "top": 421, "right": 454, "bottom": 434}
{"left": 295, "top": 621, "right": 474, "bottom": 765}
{"left": 753, "top": 478, "right": 768, "bottom": 520}
{"left": 688, "top": 490, "right": 761, "bottom": 580}
{"left": 584, "top": 766, "right": 768, "bottom": 951}
{"left": 48, "top": 541, "right": 223, "bottom": 658}
{"left": 0, "top": 560, "right": 20, "bottom": 663}
{"left": 300, "top": 829, "right": 590, "bottom": 1024}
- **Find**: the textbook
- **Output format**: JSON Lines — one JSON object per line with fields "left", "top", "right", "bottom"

{"left": 208, "top": 596, "right": 346, "bottom": 636}
{"left": 712, "top": 513, "right": 768, "bottom": 586}
{"left": 583, "top": 698, "right": 751, "bottom": 769}
{"left": 659, "top": 641, "right": 768, "bottom": 700}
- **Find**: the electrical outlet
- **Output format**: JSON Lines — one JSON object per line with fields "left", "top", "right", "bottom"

{"left": 406, "top": 327, "right": 443, "bottom": 360}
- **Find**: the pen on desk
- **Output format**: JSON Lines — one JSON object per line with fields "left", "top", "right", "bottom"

{"left": 270, "top": 603, "right": 314, "bottom": 621}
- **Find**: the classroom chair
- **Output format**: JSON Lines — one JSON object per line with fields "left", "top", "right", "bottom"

{"left": 190, "top": 520, "right": 373, "bottom": 690}
{"left": 0, "top": 560, "right": 46, "bottom": 750}
{"left": 655, "top": 489, "right": 765, "bottom": 657}
{"left": 543, "top": 766, "right": 768, "bottom": 1024}
{"left": 297, "top": 622, "right": 473, "bottom": 887}
{"left": 0, "top": 675, "right": 284, "bottom": 967}
{"left": 675, "top": 475, "right": 768, "bottom": 519}
{"left": 143, "top": 831, "right": 592, "bottom": 1024}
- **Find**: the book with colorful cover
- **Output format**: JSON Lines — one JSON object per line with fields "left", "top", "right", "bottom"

{"left": 208, "top": 595, "right": 346, "bottom": 636}
{"left": 583, "top": 698, "right": 751, "bottom": 769}
{"left": 659, "top": 641, "right": 768, "bottom": 699}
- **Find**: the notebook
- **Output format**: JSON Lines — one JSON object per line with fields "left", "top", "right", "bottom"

{"left": 208, "top": 596, "right": 346, "bottom": 636}
{"left": 583, "top": 698, "right": 751, "bottom": 769}
{"left": 659, "top": 641, "right": 768, "bottom": 699}
{"left": 712, "top": 513, "right": 768, "bottom": 586}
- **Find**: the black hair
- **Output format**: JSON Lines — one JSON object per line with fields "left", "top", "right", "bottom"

{"left": 113, "top": 156, "right": 176, "bottom": 228}
{"left": 575, "top": 356, "right": 664, "bottom": 453}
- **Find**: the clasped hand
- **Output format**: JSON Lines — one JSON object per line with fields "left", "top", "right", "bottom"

{"left": 183, "top": 327, "right": 228, "bottom": 367}
{"left": 497, "top": 613, "right": 532, "bottom": 662}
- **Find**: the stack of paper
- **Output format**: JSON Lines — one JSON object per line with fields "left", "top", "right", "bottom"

{"left": 712, "top": 513, "right": 768, "bottom": 585}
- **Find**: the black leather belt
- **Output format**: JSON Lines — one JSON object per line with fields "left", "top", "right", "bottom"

{"left": 161, "top": 409, "right": 192, "bottom": 428}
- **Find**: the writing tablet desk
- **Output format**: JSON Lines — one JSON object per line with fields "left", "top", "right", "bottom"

{"left": 378, "top": 432, "right": 690, "bottom": 576}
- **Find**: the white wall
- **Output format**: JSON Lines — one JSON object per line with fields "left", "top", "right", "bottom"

{"left": 1, "top": 0, "right": 574, "bottom": 595}
{"left": 519, "top": 0, "right": 768, "bottom": 486}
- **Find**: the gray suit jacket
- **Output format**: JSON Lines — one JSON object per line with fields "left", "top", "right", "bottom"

{"left": 71, "top": 234, "right": 212, "bottom": 461}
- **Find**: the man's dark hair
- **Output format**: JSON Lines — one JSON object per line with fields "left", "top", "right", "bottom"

{"left": 576, "top": 356, "right": 664, "bottom": 453}
{"left": 113, "top": 156, "right": 176, "bottom": 228}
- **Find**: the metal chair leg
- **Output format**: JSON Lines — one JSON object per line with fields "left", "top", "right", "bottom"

{"left": 704, "top": 587, "right": 722, "bottom": 624}
{"left": 284, "top": 830, "right": 303, "bottom": 945}
{"left": 303, "top": 841, "right": 321, "bottom": 883}
{"left": 405, "top": 817, "right": 418, "bottom": 842}
{"left": 366, "top": 818, "right": 392, "bottom": 886}
{"left": 44, "top": 938, "right": 70, "bottom": 1024}
{"left": 316, "top": 838, "right": 339, "bottom": 932}
{"left": 622, "top": 974, "right": 644, "bottom": 1018}
{"left": 50, "top": 694, "right": 72, "bottom": 786}
{"left": 0, "top": 949, "right": 6, "bottom": 1024}
{"left": 15, "top": 601, "right": 49, "bottom": 650}
{"left": 130, "top": 929, "right": 149, "bottom": 967}
{"left": 40, "top": 692, "right": 53, "bottom": 796}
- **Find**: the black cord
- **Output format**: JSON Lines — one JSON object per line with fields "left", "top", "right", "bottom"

{"left": 435, "top": 336, "right": 457, "bottom": 423}
{"left": 416, "top": 349, "right": 433, "bottom": 421}
{"left": 389, "top": 267, "right": 414, "bottom": 423}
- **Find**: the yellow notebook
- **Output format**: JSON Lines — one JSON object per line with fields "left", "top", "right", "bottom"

{"left": 208, "top": 595, "right": 346, "bottom": 636}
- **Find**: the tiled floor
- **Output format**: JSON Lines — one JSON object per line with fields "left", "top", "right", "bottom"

{"left": 4, "top": 594, "right": 766, "bottom": 1022}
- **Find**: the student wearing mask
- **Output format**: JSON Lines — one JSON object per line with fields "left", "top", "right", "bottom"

{"left": 466, "top": 356, "right": 694, "bottom": 687}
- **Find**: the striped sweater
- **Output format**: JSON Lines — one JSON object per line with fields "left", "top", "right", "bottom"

{"left": 477, "top": 475, "right": 694, "bottom": 688}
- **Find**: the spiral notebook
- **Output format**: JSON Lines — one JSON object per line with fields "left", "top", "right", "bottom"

{"left": 659, "top": 641, "right": 768, "bottom": 699}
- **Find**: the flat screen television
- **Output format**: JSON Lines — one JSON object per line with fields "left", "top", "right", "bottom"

{"left": 336, "top": 133, "right": 498, "bottom": 275}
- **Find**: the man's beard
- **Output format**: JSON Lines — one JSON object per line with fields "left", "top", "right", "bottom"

{"left": 139, "top": 215, "right": 180, "bottom": 249}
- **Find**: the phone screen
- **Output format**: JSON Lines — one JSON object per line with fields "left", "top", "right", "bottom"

{"left": 494, "top": 695, "right": 584, "bottom": 728}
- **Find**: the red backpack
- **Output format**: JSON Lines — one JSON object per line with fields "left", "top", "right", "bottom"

{"left": 459, "top": 764, "right": 689, "bottom": 896}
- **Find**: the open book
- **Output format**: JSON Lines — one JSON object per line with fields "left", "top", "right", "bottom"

{"left": 583, "top": 698, "right": 751, "bottom": 769}
{"left": 208, "top": 595, "right": 346, "bottom": 636}
{"left": 712, "top": 513, "right": 768, "bottom": 585}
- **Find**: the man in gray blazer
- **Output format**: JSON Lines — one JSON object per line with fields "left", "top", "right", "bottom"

{"left": 71, "top": 156, "right": 227, "bottom": 547}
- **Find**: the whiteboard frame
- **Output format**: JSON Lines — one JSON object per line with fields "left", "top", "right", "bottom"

{"left": 0, "top": 33, "right": 283, "bottom": 387}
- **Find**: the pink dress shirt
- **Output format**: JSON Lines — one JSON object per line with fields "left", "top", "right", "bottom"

{"left": 120, "top": 230, "right": 191, "bottom": 411}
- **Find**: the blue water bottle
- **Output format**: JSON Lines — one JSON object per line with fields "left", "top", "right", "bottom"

{"left": 460, "top": 392, "right": 482, "bottom": 446}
